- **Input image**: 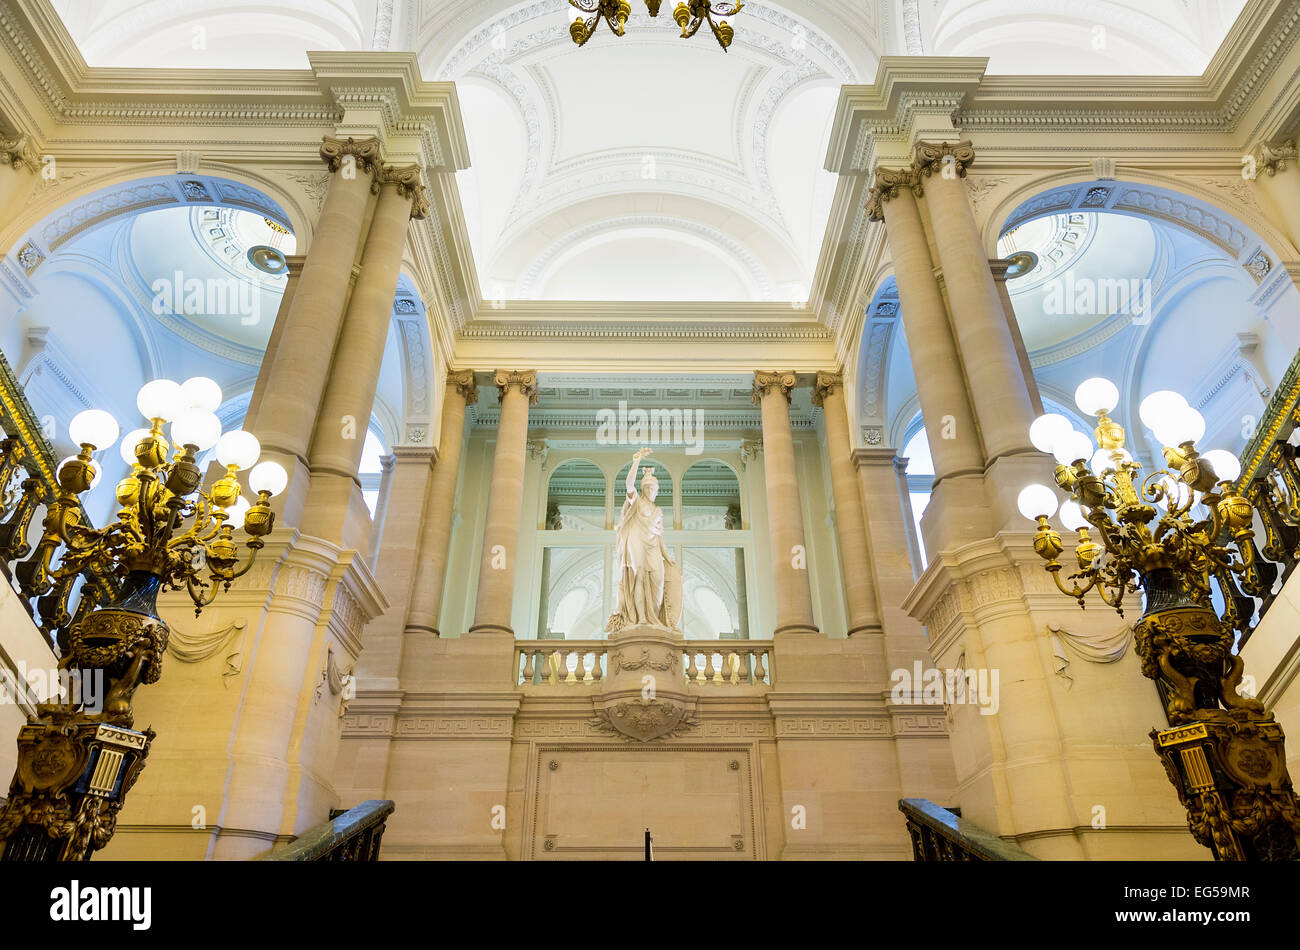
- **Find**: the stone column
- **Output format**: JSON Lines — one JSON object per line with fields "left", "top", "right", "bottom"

{"left": 813, "top": 372, "right": 882, "bottom": 638}
{"left": 1250, "top": 139, "right": 1300, "bottom": 252}
{"left": 914, "top": 141, "right": 1037, "bottom": 463}
{"left": 752, "top": 371, "right": 819, "bottom": 637}
{"left": 988, "top": 258, "right": 1043, "bottom": 416}
{"left": 300, "top": 164, "right": 426, "bottom": 549}
{"left": 252, "top": 136, "right": 381, "bottom": 525}
{"left": 852, "top": 449, "right": 932, "bottom": 672}
{"left": 358, "top": 446, "right": 435, "bottom": 686}
{"left": 468, "top": 370, "right": 539, "bottom": 637}
{"left": 243, "top": 255, "right": 306, "bottom": 430}
{"left": 404, "top": 371, "right": 478, "bottom": 637}
{"left": 867, "top": 168, "right": 984, "bottom": 480}
{"left": 367, "top": 454, "right": 398, "bottom": 566}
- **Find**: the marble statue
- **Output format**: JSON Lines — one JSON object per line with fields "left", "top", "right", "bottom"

{"left": 607, "top": 447, "right": 681, "bottom": 631}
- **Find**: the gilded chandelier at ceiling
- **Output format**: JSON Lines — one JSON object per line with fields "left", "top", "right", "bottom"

{"left": 569, "top": 0, "right": 743, "bottom": 50}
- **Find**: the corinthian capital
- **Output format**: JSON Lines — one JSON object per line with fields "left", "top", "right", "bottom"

{"left": 377, "top": 162, "right": 430, "bottom": 219}
{"left": 319, "top": 135, "right": 383, "bottom": 176}
{"left": 1, "top": 134, "right": 40, "bottom": 173}
{"left": 865, "top": 166, "right": 916, "bottom": 222}
{"left": 751, "top": 370, "right": 798, "bottom": 406}
{"left": 447, "top": 369, "right": 478, "bottom": 406}
{"left": 494, "top": 369, "right": 540, "bottom": 406}
{"left": 811, "top": 371, "right": 843, "bottom": 407}
{"left": 1254, "top": 139, "right": 1298, "bottom": 177}
{"left": 913, "top": 140, "right": 975, "bottom": 180}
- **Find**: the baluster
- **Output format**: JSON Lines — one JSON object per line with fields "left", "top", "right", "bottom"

{"left": 591, "top": 650, "right": 603, "bottom": 682}
{"left": 702, "top": 652, "right": 716, "bottom": 683}
{"left": 564, "top": 649, "right": 578, "bottom": 683}
{"left": 547, "top": 650, "right": 562, "bottom": 685}
{"left": 575, "top": 650, "right": 589, "bottom": 683}
{"left": 726, "top": 652, "right": 740, "bottom": 685}
{"left": 755, "top": 650, "right": 768, "bottom": 685}
{"left": 521, "top": 650, "right": 536, "bottom": 685}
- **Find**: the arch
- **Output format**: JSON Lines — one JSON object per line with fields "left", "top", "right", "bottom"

{"left": 680, "top": 458, "right": 743, "bottom": 529}
{"left": 854, "top": 274, "right": 900, "bottom": 446}
{"left": 2, "top": 166, "right": 313, "bottom": 276}
{"left": 615, "top": 457, "right": 674, "bottom": 507}
{"left": 546, "top": 458, "right": 608, "bottom": 530}
{"left": 983, "top": 171, "right": 1296, "bottom": 268}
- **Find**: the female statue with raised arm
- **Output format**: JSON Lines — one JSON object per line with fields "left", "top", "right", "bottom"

{"left": 607, "top": 447, "right": 679, "bottom": 631}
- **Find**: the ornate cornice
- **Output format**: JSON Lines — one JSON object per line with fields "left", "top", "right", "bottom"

{"left": 810, "top": 370, "right": 843, "bottom": 407}
{"left": 494, "top": 369, "right": 540, "bottom": 406}
{"left": 751, "top": 370, "right": 798, "bottom": 405}
{"left": 447, "top": 369, "right": 478, "bottom": 406}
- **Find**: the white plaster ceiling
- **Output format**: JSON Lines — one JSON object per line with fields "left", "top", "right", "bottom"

{"left": 46, "top": 0, "right": 1251, "bottom": 302}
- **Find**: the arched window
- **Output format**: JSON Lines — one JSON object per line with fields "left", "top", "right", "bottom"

{"left": 359, "top": 428, "right": 387, "bottom": 517}
{"left": 545, "top": 459, "right": 606, "bottom": 530}
{"left": 681, "top": 459, "right": 741, "bottom": 529}
{"left": 614, "top": 458, "right": 673, "bottom": 506}
{"left": 902, "top": 423, "right": 933, "bottom": 568}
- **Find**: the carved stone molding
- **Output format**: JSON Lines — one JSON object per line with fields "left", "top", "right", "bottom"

{"left": 810, "top": 370, "right": 843, "bottom": 407}
{"left": 319, "top": 135, "right": 382, "bottom": 176}
{"left": 447, "top": 369, "right": 478, "bottom": 406}
{"left": 494, "top": 369, "right": 540, "bottom": 405}
{"left": 751, "top": 370, "right": 798, "bottom": 405}
{"left": 774, "top": 716, "right": 891, "bottom": 738}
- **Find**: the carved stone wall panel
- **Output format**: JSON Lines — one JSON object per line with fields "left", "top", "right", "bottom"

{"left": 529, "top": 745, "right": 758, "bottom": 859}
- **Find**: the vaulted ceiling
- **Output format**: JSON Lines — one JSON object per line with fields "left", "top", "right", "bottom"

{"left": 47, "top": 0, "right": 1251, "bottom": 304}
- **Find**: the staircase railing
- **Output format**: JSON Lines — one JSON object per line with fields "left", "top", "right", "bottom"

{"left": 899, "top": 798, "right": 1039, "bottom": 861}
{"left": 260, "top": 800, "right": 395, "bottom": 861}
{"left": 0, "top": 347, "right": 117, "bottom": 652}
{"left": 1234, "top": 347, "right": 1300, "bottom": 643}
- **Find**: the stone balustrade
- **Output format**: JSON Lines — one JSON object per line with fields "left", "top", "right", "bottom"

{"left": 515, "top": 640, "right": 772, "bottom": 687}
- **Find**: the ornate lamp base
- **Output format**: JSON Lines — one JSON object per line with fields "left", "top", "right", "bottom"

{"left": 1154, "top": 719, "right": 1300, "bottom": 861}
{"left": 1134, "top": 582, "right": 1300, "bottom": 861}
{"left": 0, "top": 707, "right": 153, "bottom": 861}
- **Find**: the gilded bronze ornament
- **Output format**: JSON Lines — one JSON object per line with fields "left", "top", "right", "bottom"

{"left": 1021, "top": 381, "right": 1300, "bottom": 860}
{"left": 568, "top": 0, "right": 742, "bottom": 49}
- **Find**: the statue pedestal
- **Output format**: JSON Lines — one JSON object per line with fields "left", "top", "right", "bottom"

{"left": 591, "top": 625, "right": 696, "bottom": 742}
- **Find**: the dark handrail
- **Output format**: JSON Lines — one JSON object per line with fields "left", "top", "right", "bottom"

{"left": 260, "top": 800, "right": 395, "bottom": 861}
{"left": 1233, "top": 346, "right": 1300, "bottom": 642}
{"left": 899, "top": 798, "right": 1039, "bottom": 861}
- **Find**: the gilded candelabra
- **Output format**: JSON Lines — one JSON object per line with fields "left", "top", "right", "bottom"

{"left": 1019, "top": 377, "right": 1300, "bottom": 860}
{"left": 568, "top": 0, "right": 743, "bottom": 49}
{"left": 0, "top": 376, "right": 286, "bottom": 860}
